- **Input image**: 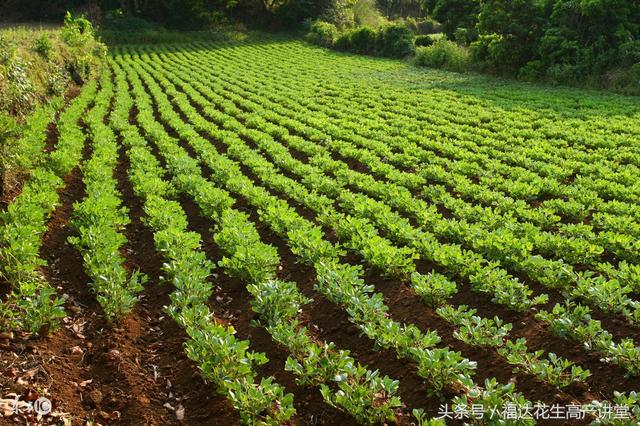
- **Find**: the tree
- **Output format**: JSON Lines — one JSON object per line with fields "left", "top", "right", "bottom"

{"left": 425, "top": 0, "right": 479, "bottom": 39}
{"left": 471, "top": 0, "right": 543, "bottom": 73}
{"left": 540, "top": 0, "right": 640, "bottom": 70}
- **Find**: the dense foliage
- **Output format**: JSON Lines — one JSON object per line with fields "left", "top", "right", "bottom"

{"left": 420, "top": 0, "right": 640, "bottom": 93}
{"left": 415, "top": 38, "right": 469, "bottom": 71}
{"left": 423, "top": 0, "right": 478, "bottom": 40}
{"left": 4, "top": 0, "right": 639, "bottom": 92}
{"left": 308, "top": 21, "right": 415, "bottom": 58}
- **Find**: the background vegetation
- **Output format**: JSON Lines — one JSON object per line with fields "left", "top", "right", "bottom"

{"left": 0, "top": 0, "right": 638, "bottom": 94}
{"left": 305, "top": 0, "right": 640, "bottom": 95}
{"left": 1, "top": 15, "right": 105, "bottom": 202}
{"left": 421, "top": 0, "right": 640, "bottom": 94}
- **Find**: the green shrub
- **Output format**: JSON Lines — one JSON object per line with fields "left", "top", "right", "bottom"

{"left": 378, "top": 24, "right": 415, "bottom": 58}
{"left": 454, "top": 27, "right": 476, "bottom": 46}
{"left": 517, "top": 59, "right": 545, "bottom": 81}
{"left": 32, "top": 35, "right": 53, "bottom": 60}
{"left": 60, "top": 12, "right": 106, "bottom": 84}
{"left": 415, "top": 35, "right": 434, "bottom": 47}
{"left": 419, "top": 18, "right": 442, "bottom": 35}
{"left": 349, "top": 26, "right": 378, "bottom": 54}
{"left": 415, "top": 39, "right": 470, "bottom": 72}
{"left": 103, "top": 10, "right": 164, "bottom": 32}
{"left": 61, "top": 12, "right": 94, "bottom": 47}
{"left": 308, "top": 21, "right": 415, "bottom": 59}
{"left": 619, "top": 41, "right": 640, "bottom": 66}
{"left": 469, "top": 33, "right": 523, "bottom": 73}
{"left": 305, "top": 21, "right": 339, "bottom": 48}
{"left": 428, "top": 0, "right": 480, "bottom": 39}
{"left": 334, "top": 31, "right": 352, "bottom": 51}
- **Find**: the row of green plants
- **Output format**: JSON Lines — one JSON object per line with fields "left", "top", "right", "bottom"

{"left": 250, "top": 42, "right": 635, "bottom": 228}
{"left": 209, "top": 40, "right": 640, "bottom": 246}
{"left": 118, "top": 55, "right": 425, "bottom": 425}
{"left": 132, "top": 43, "right": 640, "bottom": 379}
{"left": 216, "top": 39, "right": 640, "bottom": 223}
{"left": 140, "top": 47, "right": 541, "bottom": 312}
{"left": 122, "top": 46, "right": 549, "bottom": 424}
{"left": 134, "top": 45, "right": 597, "bottom": 394}
{"left": 181, "top": 38, "right": 633, "bottom": 251}
{"left": 68, "top": 68, "right": 146, "bottom": 321}
{"left": 225, "top": 39, "right": 640, "bottom": 227}
{"left": 0, "top": 96, "right": 61, "bottom": 196}
{"left": 129, "top": 39, "right": 640, "bottom": 422}
{"left": 216, "top": 41, "right": 640, "bottom": 302}
{"left": 0, "top": 80, "right": 97, "bottom": 333}
{"left": 109, "top": 58, "right": 296, "bottom": 425}
{"left": 149, "top": 42, "right": 640, "bottom": 327}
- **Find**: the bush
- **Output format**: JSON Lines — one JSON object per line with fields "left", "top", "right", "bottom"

{"left": 428, "top": 0, "right": 480, "bottom": 39}
{"left": 415, "top": 39, "right": 470, "bottom": 73}
{"left": 619, "top": 41, "right": 640, "bottom": 66}
{"left": 307, "top": 21, "right": 415, "bottom": 59}
{"left": 470, "top": 33, "right": 519, "bottom": 73}
{"left": 415, "top": 35, "right": 434, "bottom": 47}
{"left": 333, "top": 31, "right": 352, "bottom": 51}
{"left": 377, "top": 23, "right": 415, "bottom": 58}
{"left": 420, "top": 18, "right": 442, "bottom": 35}
{"left": 32, "top": 35, "right": 53, "bottom": 60}
{"left": 61, "top": 12, "right": 93, "bottom": 46}
{"left": 454, "top": 27, "right": 476, "bottom": 46}
{"left": 305, "top": 21, "right": 339, "bottom": 47}
{"left": 60, "top": 12, "right": 106, "bottom": 84}
{"left": 517, "top": 59, "right": 545, "bottom": 81}
{"left": 348, "top": 26, "right": 378, "bottom": 54}
{"left": 273, "top": 0, "right": 325, "bottom": 29}
{"left": 103, "top": 10, "right": 164, "bottom": 32}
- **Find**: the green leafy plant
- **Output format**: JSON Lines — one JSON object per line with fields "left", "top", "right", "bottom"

{"left": 32, "top": 34, "right": 53, "bottom": 59}
{"left": 499, "top": 338, "right": 590, "bottom": 388}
